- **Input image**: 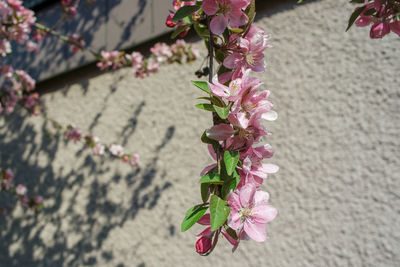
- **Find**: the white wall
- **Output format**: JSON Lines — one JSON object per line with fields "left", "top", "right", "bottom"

{"left": 0, "top": 0, "right": 399, "bottom": 266}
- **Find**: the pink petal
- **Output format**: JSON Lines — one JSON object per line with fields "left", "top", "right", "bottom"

{"left": 200, "top": 163, "right": 217, "bottom": 177}
{"left": 239, "top": 183, "right": 256, "bottom": 208}
{"left": 223, "top": 53, "right": 240, "bottom": 69}
{"left": 206, "top": 124, "right": 234, "bottom": 141}
{"left": 252, "top": 204, "right": 277, "bottom": 224}
{"left": 227, "top": 210, "right": 241, "bottom": 230}
{"left": 197, "top": 213, "right": 211, "bottom": 225}
{"left": 210, "top": 14, "right": 228, "bottom": 35}
{"left": 209, "top": 82, "right": 229, "bottom": 98}
{"left": 202, "top": 0, "right": 218, "bottom": 15}
{"left": 262, "top": 111, "right": 278, "bottom": 121}
{"left": 262, "top": 163, "right": 279, "bottom": 174}
{"left": 196, "top": 226, "right": 212, "bottom": 237}
{"left": 227, "top": 191, "right": 241, "bottom": 211}
{"left": 254, "top": 190, "right": 270, "bottom": 206}
{"left": 208, "top": 144, "right": 217, "bottom": 160}
{"left": 243, "top": 220, "right": 267, "bottom": 242}
{"left": 221, "top": 228, "right": 240, "bottom": 252}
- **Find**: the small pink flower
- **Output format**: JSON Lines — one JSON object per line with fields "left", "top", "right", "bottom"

{"left": 15, "top": 184, "right": 27, "bottom": 196}
{"left": 109, "top": 144, "right": 124, "bottom": 157}
{"left": 64, "top": 127, "right": 82, "bottom": 142}
{"left": 92, "top": 143, "right": 105, "bottom": 156}
{"left": 203, "top": 0, "right": 251, "bottom": 35}
{"left": 227, "top": 183, "right": 277, "bottom": 242}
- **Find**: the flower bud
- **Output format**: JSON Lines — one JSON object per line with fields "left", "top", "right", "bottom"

{"left": 370, "top": 21, "right": 390, "bottom": 39}
{"left": 166, "top": 13, "right": 176, "bottom": 28}
{"left": 195, "top": 236, "right": 212, "bottom": 255}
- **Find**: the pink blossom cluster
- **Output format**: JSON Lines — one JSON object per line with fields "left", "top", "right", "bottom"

{"left": 166, "top": 0, "right": 196, "bottom": 37}
{"left": 171, "top": 0, "right": 278, "bottom": 255}
{"left": 61, "top": 125, "right": 140, "bottom": 168}
{"left": 96, "top": 40, "right": 199, "bottom": 78}
{"left": 61, "top": 0, "right": 79, "bottom": 18}
{"left": 354, "top": 0, "right": 400, "bottom": 38}
{"left": 0, "top": 0, "right": 37, "bottom": 56}
{"left": 68, "top": 33, "right": 85, "bottom": 53}
{"left": 0, "top": 65, "right": 39, "bottom": 115}
{"left": 203, "top": 0, "right": 251, "bottom": 35}
{"left": 0, "top": 168, "right": 43, "bottom": 215}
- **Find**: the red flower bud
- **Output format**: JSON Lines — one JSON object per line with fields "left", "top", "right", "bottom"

{"left": 166, "top": 13, "right": 176, "bottom": 28}
{"left": 195, "top": 236, "right": 212, "bottom": 254}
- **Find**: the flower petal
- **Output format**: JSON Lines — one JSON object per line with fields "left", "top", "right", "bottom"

{"left": 243, "top": 220, "right": 267, "bottom": 242}
{"left": 239, "top": 183, "right": 256, "bottom": 208}
{"left": 210, "top": 14, "right": 228, "bottom": 35}
{"left": 254, "top": 190, "right": 270, "bottom": 206}
{"left": 197, "top": 213, "right": 211, "bottom": 226}
{"left": 202, "top": 0, "right": 218, "bottom": 15}
{"left": 252, "top": 204, "right": 277, "bottom": 224}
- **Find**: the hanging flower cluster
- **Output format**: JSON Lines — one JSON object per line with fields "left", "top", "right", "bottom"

{"left": 351, "top": 0, "right": 400, "bottom": 38}
{"left": 0, "top": 65, "right": 39, "bottom": 115}
{"left": 0, "top": 168, "right": 43, "bottom": 215}
{"left": 96, "top": 40, "right": 199, "bottom": 78}
{"left": 0, "top": 0, "right": 37, "bottom": 56}
{"left": 48, "top": 122, "right": 140, "bottom": 168}
{"left": 170, "top": 0, "right": 278, "bottom": 255}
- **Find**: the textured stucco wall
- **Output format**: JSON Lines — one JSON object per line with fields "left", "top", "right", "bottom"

{"left": 1, "top": 0, "right": 399, "bottom": 266}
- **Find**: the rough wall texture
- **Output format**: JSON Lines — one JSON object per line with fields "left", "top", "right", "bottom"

{"left": 1, "top": 0, "right": 399, "bottom": 266}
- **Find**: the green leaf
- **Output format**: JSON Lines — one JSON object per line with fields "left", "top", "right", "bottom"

{"left": 199, "top": 168, "right": 223, "bottom": 184}
{"left": 346, "top": 5, "right": 366, "bottom": 31}
{"left": 230, "top": 28, "right": 243, "bottom": 33}
{"left": 193, "top": 23, "right": 210, "bottom": 39}
{"left": 192, "top": 81, "right": 211, "bottom": 94}
{"left": 223, "top": 151, "right": 239, "bottom": 176}
{"left": 195, "top": 103, "right": 215, "bottom": 112}
{"left": 181, "top": 205, "right": 208, "bottom": 232}
{"left": 201, "top": 183, "right": 210, "bottom": 203}
{"left": 172, "top": 5, "right": 200, "bottom": 21}
{"left": 210, "top": 195, "right": 230, "bottom": 231}
{"left": 197, "top": 97, "right": 222, "bottom": 106}
{"left": 171, "top": 24, "right": 191, "bottom": 39}
{"left": 221, "top": 170, "right": 240, "bottom": 199}
{"left": 214, "top": 105, "right": 230, "bottom": 120}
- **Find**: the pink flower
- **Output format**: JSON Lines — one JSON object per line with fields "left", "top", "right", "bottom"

{"left": 15, "top": 184, "right": 27, "bottom": 196}
{"left": 121, "top": 153, "right": 140, "bottom": 167}
{"left": 370, "top": 21, "right": 390, "bottom": 38}
{"left": 26, "top": 41, "right": 39, "bottom": 53}
{"left": 109, "top": 144, "right": 124, "bottom": 157}
{"left": 206, "top": 124, "right": 235, "bottom": 141}
{"left": 203, "top": 0, "right": 251, "bottom": 35}
{"left": 64, "top": 127, "right": 82, "bottom": 142}
{"left": 150, "top": 43, "right": 173, "bottom": 62}
{"left": 227, "top": 183, "right": 277, "bottom": 242}
{"left": 92, "top": 143, "right": 105, "bottom": 156}
{"left": 224, "top": 26, "right": 270, "bottom": 73}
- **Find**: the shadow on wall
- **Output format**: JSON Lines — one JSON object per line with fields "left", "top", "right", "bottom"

{"left": 0, "top": 81, "right": 174, "bottom": 266}
{"left": 9, "top": 0, "right": 149, "bottom": 81}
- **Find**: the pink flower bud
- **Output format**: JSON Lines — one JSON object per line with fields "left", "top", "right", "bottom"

{"left": 370, "top": 21, "right": 390, "bottom": 39}
{"left": 166, "top": 13, "right": 176, "bottom": 28}
{"left": 195, "top": 236, "right": 212, "bottom": 254}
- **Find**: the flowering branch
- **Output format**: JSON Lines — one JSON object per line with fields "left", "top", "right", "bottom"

{"left": 169, "top": 0, "right": 279, "bottom": 255}
{"left": 0, "top": 168, "right": 43, "bottom": 216}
